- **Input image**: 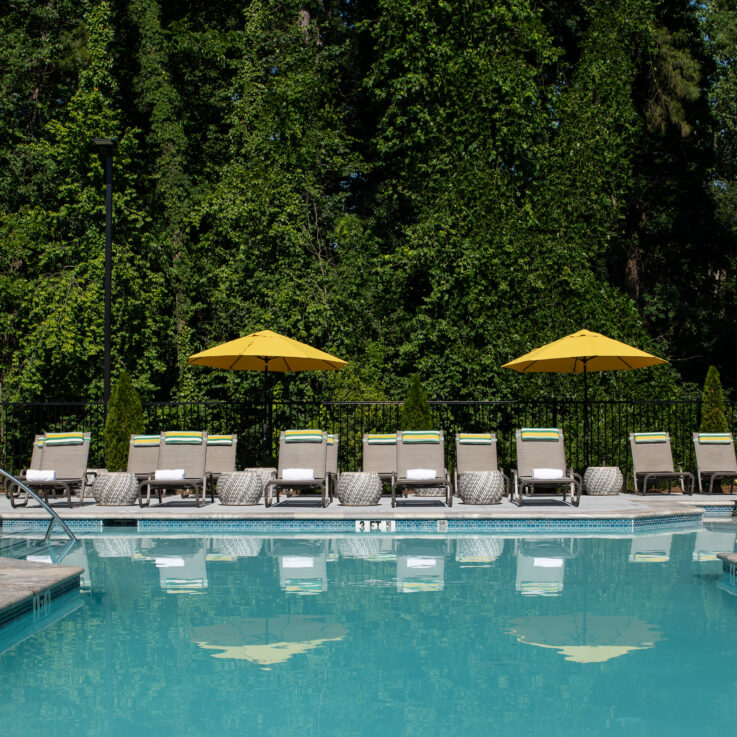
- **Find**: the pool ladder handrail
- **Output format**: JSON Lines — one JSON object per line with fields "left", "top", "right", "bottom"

{"left": 0, "top": 468, "right": 78, "bottom": 543}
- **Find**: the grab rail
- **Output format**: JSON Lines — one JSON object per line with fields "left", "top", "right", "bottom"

{"left": 0, "top": 468, "right": 77, "bottom": 543}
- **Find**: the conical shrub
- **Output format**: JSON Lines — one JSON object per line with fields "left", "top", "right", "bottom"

{"left": 401, "top": 374, "right": 433, "bottom": 430}
{"left": 104, "top": 370, "right": 145, "bottom": 471}
{"left": 700, "top": 365, "right": 729, "bottom": 433}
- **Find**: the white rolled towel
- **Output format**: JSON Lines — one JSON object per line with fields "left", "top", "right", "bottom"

{"left": 531, "top": 467, "right": 564, "bottom": 480}
{"left": 406, "top": 556, "right": 439, "bottom": 569}
{"left": 154, "top": 469, "right": 186, "bottom": 481}
{"left": 282, "top": 468, "right": 314, "bottom": 481}
{"left": 406, "top": 468, "right": 437, "bottom": 481}
{"left": 26, "top": 469, "right": 56, "bottom": 482}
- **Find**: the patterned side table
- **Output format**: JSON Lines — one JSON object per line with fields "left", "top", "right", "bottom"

{"left": 336, "top": 472, "right": 383, "bottom": 506}
{"left": 92, "top": 472, "right": 139, "bottom": 506}
{"left": 584, "top": 466, "right": 623, "bottom": 496}
{"left": 217, "top": 472, "right": 263, "bottom": 505}
{"left": 457, "top": 471, "right": 505, "bottom": 505}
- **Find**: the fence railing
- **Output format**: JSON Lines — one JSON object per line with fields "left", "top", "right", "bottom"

{"left": 1, "top": 398, "right": 731, "bottom": 488}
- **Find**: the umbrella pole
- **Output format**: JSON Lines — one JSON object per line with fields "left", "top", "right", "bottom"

{"left": 263, "top": 365, "right": 269, "bottom": 464}
{"left": 583, "top": 360, "right": 589, "bottom": 469}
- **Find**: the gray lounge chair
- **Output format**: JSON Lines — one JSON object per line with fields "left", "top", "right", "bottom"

{"left": 264, "top": 430, "right": 329, "bottom": 507}
{"left": 629, "top": 431, "right": 694, "bottom": 495}
{"left": 326, "top": 434, "right": 339, "bottom": 500}
{"left": 391, "top": 430, "right": 452, "bottom": 507}
{"left": 127, "top": 434, "right": 161, "bottom": 479}
{"left": 692, "top": 432, "right": 737, "bottom": 494}
{"left": 7, "top": 434, "right": 44, "bottom": 505}
{"left": 138, "top": 431, "right": 209, "bottom": 507}
{"left": 511, "top": 428, "right": 581, "bottom": 506}
{"left": 362, "top": 433, "right": 396, "bottom": 486}
{"left": 17, "top": 432, "right": 91, "bottom": 507}
{"left": 454, "top": 432, "right": 508, "bottom": 503}
{"left": 205, "top": 434, "right": 238, "bottom": 502}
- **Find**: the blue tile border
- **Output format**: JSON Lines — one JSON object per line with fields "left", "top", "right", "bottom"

{"left": 132, "top": 514, "right": 704, "bottom": 535}
{"left": 1, "top": 519, "right": 102, "bottom": 533}
{"left": 702, "top": 505, "right": 734, "bottom": 518}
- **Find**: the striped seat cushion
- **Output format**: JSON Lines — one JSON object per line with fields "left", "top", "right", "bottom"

{"left": 327, "top": 434, "right": 337, "bottom": 446}
{"left": 520, "top": 428, "right": 560, "bottom": 442}
{"left": 458, "top": 433, "right": 493, "bottom": 445}
{"left": 207, "top": 435, "right": 234, "bottom": 446}
{"left": 36, "top": 438, "right": 45, "bottom": 447}
{"left": 284, "top": 430, "right": 323, "bottom": 443}
{"left": 366, "top": 434, "right": 396, "bottom": 445}
{"left": 401, "top": 431, "right": 441, "bottom": 444}
{"left": 697, "top": 433, "right": 732, "bottom": 445}
{"left": 164, "top": 431, "right": 204, "bottom": 445}
{"left": 44, "top": 432, "right": 85, "bottom": 446}
{"left": 132, "top": 434, "right": 160, "bottom": 447}
{"left": 633, "top": 432, "right": 668, "bottom": 444}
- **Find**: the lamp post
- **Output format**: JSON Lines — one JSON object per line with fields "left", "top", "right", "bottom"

{"left": 92, "top": 138, "right": 116, "bottom": 412}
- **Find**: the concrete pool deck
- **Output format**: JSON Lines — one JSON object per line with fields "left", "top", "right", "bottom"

{"left": 0, "top": 491, "right": 733, "bottom": 522}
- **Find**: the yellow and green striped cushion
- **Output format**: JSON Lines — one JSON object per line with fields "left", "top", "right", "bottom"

{"left": 207, "top": 434, "right": 234, "bottom": 446}
{"left": 132, "top": 434, "right": 160, "bottom": 447}
{"left": 36, "top": 438, "right": 45, "bottom": 447}
{"left": 401, "top": 430, "right": 441, "bottom": 444}
{"left": 44, "top": 432, "right": 85, "bottom": 446}
{"left": 697, "top": 433, "right": 732, "bottom": 445}
{"left": 164, "top": 431, "right": 204, "bottom": 445}
{"left": 284, "top": 430, "right": 323, "bottom": 443}
{"left": 520, "top": 428, "right": 560, "bottom": 442}
{"left": 633, "top": 432, "right": 668, "bottom": 444}
{"left": 327, "top": 434, "right": 337, "bottom": 446}
{"left": 458, "top": 433, "right": 493, "bottom": 445}
{"left": 284, "top": 579, "right": 324, "bottom": 594}
{"left": 366, "top": 433, "right": 396, "bottom": 445}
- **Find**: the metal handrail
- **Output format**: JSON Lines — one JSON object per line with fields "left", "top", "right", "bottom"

{"left": 0, "top": 468, "right": 77, "bottom": 543}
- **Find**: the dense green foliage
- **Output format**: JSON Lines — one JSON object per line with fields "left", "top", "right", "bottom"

{"left": 400, "top": 374, "right": 432, "bottom": 430}
{"left": 700, "top": 366, "right": 729, "bottom": 433}
{"left": 2, "top": 0, "right": 736, "bottom": 404}
{"left": 104, "top": 369, "right": 144, "bottom": 470}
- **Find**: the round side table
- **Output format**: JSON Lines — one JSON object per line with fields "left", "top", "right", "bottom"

{"left": 336, "top": 472, "right": 382, "bottom": 506}
{"left": 584, "top": 466, "right": 623, "bottom": 496}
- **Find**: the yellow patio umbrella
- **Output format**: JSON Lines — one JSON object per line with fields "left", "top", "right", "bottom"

{"left": 502, "top": 330, "right": 667, "bottom": 465}
{"left": 188, "top": 330, "right": 347, "bottom": 458}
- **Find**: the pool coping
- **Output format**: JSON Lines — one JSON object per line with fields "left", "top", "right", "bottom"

{"left": 0, "top": 558, "right": 83, "bottom": 630}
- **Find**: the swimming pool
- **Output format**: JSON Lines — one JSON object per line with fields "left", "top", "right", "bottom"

{"left": 1, "top": 527, "right": 736, "bottom": 736}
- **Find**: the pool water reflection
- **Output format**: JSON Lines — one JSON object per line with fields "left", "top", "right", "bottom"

{"left": 1, "top": 528, "right": 737, "bottom": 737}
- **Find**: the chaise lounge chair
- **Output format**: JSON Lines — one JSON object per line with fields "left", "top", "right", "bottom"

{"left": 454, "top": 432, "right": 507, "bottom": 504}
{"left": 362, "top": 433, "right": 397, "bottom": 486}
{"left": 511, "top": 428, "right": 581, "bottom": 506}
{"left": 16, "top": 432, "right": 91, "bottom": 508}
{"left": 692, "top": 432, "right": 737, "bottom": 494}
{"left": 7, "top": 434, "right": 44, "bottom": 505}
{"left": 264, "top": 430, "right": 329, "bottom": 508}
{"left": 138, "top": 431, "right": 209, "bottom": 507}
{"left": 205, "top": 434, "right": 237, "bottom": 502}
{"left": 391, "top": 430, "right": 452, "bottom": 507}
{"left": 629, "top": 431, "right": 694, "bottom": 495}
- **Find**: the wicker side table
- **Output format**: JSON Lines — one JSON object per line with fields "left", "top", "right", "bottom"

{"left": 336, "top": 472, "right": 383, "bottom": 506}
{"left": 457, "top": 471, "right": 505, "bottom": 505}
{"left": 93, "top": 472, "right": 139, "bottom": 506}
{"left": 217, "top": 471, "right": 264, "bottom": 505}
{"left": 584, "top": 466, "right": 623, "bottom": 496}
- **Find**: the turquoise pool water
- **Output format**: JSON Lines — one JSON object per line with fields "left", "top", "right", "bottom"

{"left": 1, "top": 528, "right": 737, "bottom": 736}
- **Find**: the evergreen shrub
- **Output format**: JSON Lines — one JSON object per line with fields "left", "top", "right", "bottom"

{"left": 400, "top": 374, "right": 433, "bottom": 430}
{"left": 700, "top": 365, "right": 729, "bottom": 433}
{"left": 104, "top": 371, "right": 145, "bottom": 471}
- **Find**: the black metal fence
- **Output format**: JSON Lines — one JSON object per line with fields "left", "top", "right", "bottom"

{"left": 2, "top": 398, "right": 734, "bottom": 488}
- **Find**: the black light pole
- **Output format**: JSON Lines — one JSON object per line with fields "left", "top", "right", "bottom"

{"left": 92, "top": 138, "right": 116, "bottom": 413}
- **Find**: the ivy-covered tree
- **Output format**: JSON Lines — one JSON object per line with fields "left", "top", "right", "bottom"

{"left": 401, "top": 374, "right": 433, "bottom": 430}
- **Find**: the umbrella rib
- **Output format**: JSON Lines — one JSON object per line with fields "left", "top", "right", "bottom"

{"left": 283, "top": 358, "right": 292, "bottom": 372}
